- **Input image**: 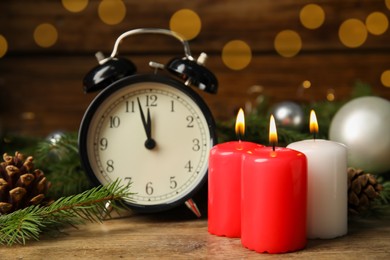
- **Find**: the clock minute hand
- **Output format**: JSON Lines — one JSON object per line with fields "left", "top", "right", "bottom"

{"left": 137, "top": 97, "right": 148, "bottom": 134}
{"left": 146, "top": 107, "right": 152, "bottom": 139}
{"left": 137, "top": 97, "right": 156, "bottom": 149}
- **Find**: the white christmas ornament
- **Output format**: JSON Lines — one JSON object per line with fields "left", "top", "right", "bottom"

{"left": 329, "top": 96, "right": 390, "bottom": 174}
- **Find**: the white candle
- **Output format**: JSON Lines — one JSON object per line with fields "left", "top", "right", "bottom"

{"left": 287, "top": 110, "right": 348, "bottom": 239}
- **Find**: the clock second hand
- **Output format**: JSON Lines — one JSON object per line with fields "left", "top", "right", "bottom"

{"left": 137, "top": 97, "right": 156, "bottom": 149}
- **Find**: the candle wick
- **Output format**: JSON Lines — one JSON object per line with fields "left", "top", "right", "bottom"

{"left": 272, "top": 142, "right": 275, "bottom": 151}
{"left": 313, "top": 132, "right": 316, "bottom": 141}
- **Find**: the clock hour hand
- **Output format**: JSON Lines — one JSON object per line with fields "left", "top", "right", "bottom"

{"left": 137, "top": 97, "right": 156, "bottom": 149}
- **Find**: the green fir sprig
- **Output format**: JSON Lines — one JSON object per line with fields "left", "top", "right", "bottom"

{"left": 35, "top": 132, "right": 92, "bottom": 198}
{"left": 0, "top": 180, "right": 133, "bottom": 246}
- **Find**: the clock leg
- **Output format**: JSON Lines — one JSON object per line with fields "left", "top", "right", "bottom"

{"left": 101, "top": 201, "right": 113, "bottom": 219}
{"left": 184, "top": 198, "right": 201, "bottom": 218}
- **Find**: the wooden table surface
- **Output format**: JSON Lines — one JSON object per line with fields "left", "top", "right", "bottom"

{"left": 1, "top": 212, "right": 389, "bottom": 259}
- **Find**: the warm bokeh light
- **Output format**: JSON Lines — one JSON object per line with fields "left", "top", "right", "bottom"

{"left": 302, "top": 80, "right": 311, "bottom": 89}
{"left": 386, "top": 0, "right": 390, "bottom": 10}
{"left": 299, "top": 4, "right": 325, "bottom": 29}
{"left": 169, "top": 9, "right": 201, "bottom": 40}
{"left": 381, "top": 70, "right": 390, "bottom": 87}
{"left": 21, "top": 111, "right": 36, "bottom": 121}
{"left": 365, "top": 12, "right": 389, "bottom": 35}
{"left": 98, "top": 0, "right": 126, "bottom": 25}
{"left": 309, "top": 110, "right": 319, "bottom": 134}
{"left": 33, "top": 23, "right": 58, "bottom": 48}
{"left": 222, "top": 40, "right": 252, "bottom": 70}
{"left": 269, "top": 115, "right": 278, "bottom": 145}
{"left": 339, "top": 19, "right": 367, "bottom": 48}
{"left": 62, "top": 0, "right": 88, "bottom": 13}
{"left": 235, "top": 108, "right": 245, "bottom": 139}
{"left": 326, "top": 89, "right": 335, "bottom": 101}
{"left": 0, "top": 35, "right": 8, "bottom": 58}
{"left": 274, "top": 30, "right": 302, "bottom": 58}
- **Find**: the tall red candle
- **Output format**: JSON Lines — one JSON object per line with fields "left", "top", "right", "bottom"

{"left": 241, "top": 115, "right": 307, "bottom": 253}
{"left": 208, "top": 109, "right": 263, "bottom": 237}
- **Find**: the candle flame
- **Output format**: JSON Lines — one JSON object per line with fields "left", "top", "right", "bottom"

{"left": 235, "top": 108, "right": 245, "bottom": 139}
{"left": 309, "top": 110, "right": 319, "bottom": 134}
{"left": 269, "top": 114, "right": 278, "bottom": 146}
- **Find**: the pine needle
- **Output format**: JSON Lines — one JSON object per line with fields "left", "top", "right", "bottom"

{"left": 35, "top": 132, "right": 93, "bottom": 198}
{"left": 0, "top": 180, "right": 133, "bottom": 246}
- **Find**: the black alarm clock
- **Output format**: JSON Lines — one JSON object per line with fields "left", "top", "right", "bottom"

{"left": 78, "top": 28, "right": 218, "bottom": 217}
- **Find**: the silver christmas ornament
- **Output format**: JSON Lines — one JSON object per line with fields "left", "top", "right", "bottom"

{"left": 45, "top": 131, "right": 66, "bottom": 159}
{"left": 270, "top": 101, "right": 304, "bottom": 130}
{"left": 329, "top": 96, "right": 390, "bottom": 174}
{"left": 46, "top": 131, "right": 65, "bottom": 145}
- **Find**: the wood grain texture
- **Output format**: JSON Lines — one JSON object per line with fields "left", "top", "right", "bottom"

{"left": 1, "top": 52, "right": 389, "bottom": 136}
{"left": 0, "top": 214, "right": 389, "bottom": 259}
{"left": 0, "top": 0, "right": 389, "bottom": 136}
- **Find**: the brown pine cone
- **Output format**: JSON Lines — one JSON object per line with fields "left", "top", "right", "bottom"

{"left": 348, "top": 167, "right": 383, "bottom": 214}
{"left": 0, "top": 152, "right": 51, "bottom": 215}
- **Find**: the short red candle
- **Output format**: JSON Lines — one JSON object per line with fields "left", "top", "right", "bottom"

{"left": 208, "top": 141, "right": 263, "bottom": 237}
{"left": 241, "top": 115, "right": 307, "bottom": 254}
{"left": 241, "top": 147, "right": 307, "bottom": 253}
{"left": 208, "top": 108, "right": 263, "bottom": 237}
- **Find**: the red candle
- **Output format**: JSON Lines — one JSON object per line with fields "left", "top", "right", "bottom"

{"left": 208, "top": 109, "right": 263, "bottom": 237}
{"left": 241, "top": 115, "right": 307, "bottom": 253}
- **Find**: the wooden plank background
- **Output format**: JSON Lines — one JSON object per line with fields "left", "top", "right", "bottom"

{"left": 0, "top": 0, "right": 389, "bottom": 136}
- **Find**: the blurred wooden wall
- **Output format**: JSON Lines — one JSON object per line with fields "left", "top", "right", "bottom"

{"left": 0, "top": 0, "right": 389, "bottom": 137}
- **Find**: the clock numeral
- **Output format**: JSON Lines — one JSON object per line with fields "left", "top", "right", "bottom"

{"left": 125, "top": 101, "right": 135, "bottom": 113}
{"left": 100, "top": 138, "right": 108, "bottom": 151}
{"left": 146, "top": 95, "right": 158, "bottom": 107}
{"left": 106, "top": 159, "right": 114, "bottom": 172}
{"left": 192, "top": 138, "right": 200, "bottom": 151}
{"left": 186, "top": 115, "right": 194, "bottom": 128}
{"left": 124, "top": 177, "right": 132, "bottom": 185}
{"left": 146, "top": 182, "right": 154, "bottom": 195}
{"left": 109, "top": 116, "right": 120, "bottom": 128}
{"left": 170, "top": 176, "right": 177, "bottom": 189}
{"left": 184, "top": 160, "right": 193, "bottom": 173}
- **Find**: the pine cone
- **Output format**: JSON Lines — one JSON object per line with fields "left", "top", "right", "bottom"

{"left": 0, "top": 152, "right": 51, "bottom": 215}
{"left": 348, "top": 167, "right": 383, "bottom": 214}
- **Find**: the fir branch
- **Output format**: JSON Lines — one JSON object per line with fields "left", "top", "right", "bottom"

{"left": 35, "top": 132, "right": 92, "bottom": 198}
{"left": 0, "top": 180, "right": 133, "bottom": 246}
{"left": 378, "top": 179, "right": 390, "bottom": 205}
{"left": 0, "top": 206, "right": 43, "bottom": 245}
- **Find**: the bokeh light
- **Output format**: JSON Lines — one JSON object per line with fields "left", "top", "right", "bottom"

{"left": 0, "top": 35, "right": 8, "bottom": 58}
{"left": 62, "top": 0, "right": 88, "bottom": 13}
{"left": 33, "top": 23, "right": 58, "bottom": 48}
{"left": 300, "top": 4, "right": 325, "bottom": 29}
{"left": 326, "top": 88, "right": 335, "bottom": 101}
{"left": 274, "top": 30, "right": 302, "bottom": 58}
{"left": 302, "top": 80, "right": 311, "bottom": 89}
{"left": 381, "top": 70, "right": 390, "bottom": 87}
{"left": 386, "top": 0, "right": 390, "bottom": 10}
{"left": 365, "top": 12, "right": 388, "bottom": 35}
{"left": 222, "top": 40, "right": 252, "bottom": 70}
{"left": 339, "top": 19, "right": 367, "bottom": 48}
{"left": 169, "top": 9, "right": 202, "bottom": 40}
{"left": 98, "top": 0, "right": 126, "bottom": 25}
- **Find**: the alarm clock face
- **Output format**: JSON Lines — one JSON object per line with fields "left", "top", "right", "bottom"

{"left": 79, "top": 75, "right": 216, "bottom": 212}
